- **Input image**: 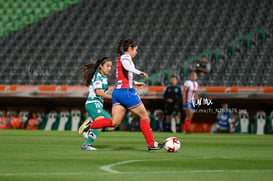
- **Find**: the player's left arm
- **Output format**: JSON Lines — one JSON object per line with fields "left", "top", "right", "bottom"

{"left": 134, "top": 81, "right": 145, "bottom": 87}
{"left": 121, "top": 58, "right": 148, "bottom": 78}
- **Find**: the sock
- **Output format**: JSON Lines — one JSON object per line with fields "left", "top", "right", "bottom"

{"left": 183, "top": 119, "right": 189, "bottom": 131}
{"left": 140, "top": 119, "right": 154, "bottom": 147}
{"left": 90, "top": 118, "right": 112, "bottom": 129}
{"left": 83, "top": 129, "right": 101, "bottom": 146}
{"left": 183, "top": 119, "right": 191, "bottom": 131}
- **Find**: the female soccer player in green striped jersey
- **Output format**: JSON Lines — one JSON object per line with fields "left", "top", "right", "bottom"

{"left": 79, "top": 57, "right": 112, "bottom": 151}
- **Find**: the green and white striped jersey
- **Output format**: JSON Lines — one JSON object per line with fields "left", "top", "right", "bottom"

{"left": 86, "top": 71, "right": 108, "bottom": 105}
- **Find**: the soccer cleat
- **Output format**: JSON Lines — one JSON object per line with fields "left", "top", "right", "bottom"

{"left": 81, "top": 144, "right": 97, "bottom": 151}
{"left": 78, "top": 119, "right": 91, "bottom": 135}
{"left": 147, "top": 141, "right": 165, "bottom": 151}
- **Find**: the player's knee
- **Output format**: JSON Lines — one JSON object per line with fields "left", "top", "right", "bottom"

{"left": 112, "top": 122, "right": 118, "bottom": 128}
{"left": 139, "top": 111, "right": 148, "bottom": 120}
{"left": 111, "top": 119, "right": 120, "bottom": 127}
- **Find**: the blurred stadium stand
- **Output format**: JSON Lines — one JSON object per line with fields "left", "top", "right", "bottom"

{"left": 1, "top": 109, "right": 273, "bottom": 133}
{"left": 0, "top": 0, "right": 272, "bottom": 86}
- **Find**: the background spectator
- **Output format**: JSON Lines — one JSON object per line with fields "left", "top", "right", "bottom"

{"left": 155, "top": 111, "right": 166, "bottom": 132}
{"left": 212, "top": 103, "right": 232, "bottom": 133}
{"left": 0, "top": 110, "right": 10, "bottom": 129}
{"left": 163, "top": 75, "right": 182, "bottom": 131}
{"left": 195, "top": 56, "right": 211, "bottom": 75}
{"left": 10, "top": 110, "right": 24, "bottom": 129}
{"left": 26, "top": 112, "right": 40, "bottom": 130}
{"left": 128, "top": 113, "right": 140, "bottom": 131}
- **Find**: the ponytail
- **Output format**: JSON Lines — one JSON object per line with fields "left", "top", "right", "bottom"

{"left": 80, "top": 57, "right": 111, "bottom": 86}
{"left": 116, "top": 38, "right": 137, "bottom": 55}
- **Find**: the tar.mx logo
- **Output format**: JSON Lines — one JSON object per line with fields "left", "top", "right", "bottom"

{"left": 192, "top": 96, "right": 213, "bottom": 107}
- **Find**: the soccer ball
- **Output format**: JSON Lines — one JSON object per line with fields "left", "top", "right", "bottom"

{"left": 164, "top": 137, "right": 181, "bottom": 152}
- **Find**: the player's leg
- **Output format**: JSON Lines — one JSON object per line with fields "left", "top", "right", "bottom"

{"left": 183, "top": 108, "right": 193, "bottom": 133}
{"left": 173, "top": 104, "right": 180, "bottom": 132}
{"left": 89, "top": 105, "right": 126, "bottom": 129}
{"left": 130, "top": 104, "right": 153, "bottom": 146}
{"left": 130, "top": 103, "right": 164, "bottom": 150}
{"left": 79, "top": 102, "right": 100, "bottom": 134}
{"left": 81, "top": 103, "right": 107, "bottom": 151}
{"left": 111, "top": 105, "right": 127, "bottom": 127}
{"left": 78, "top": 118, "right": 92, "bottom": 135}
{"left": 182, "top": 102, "right": 194, "bottom": 133}
{"left": 89, "top": 89, "right": 126, "bottom": 129}
{"left": 173, "top": 103, "right": 180, "bottom": 123}
{"left": 173, "top": 114, "right": 180, "bottom": 132}
{"left": 124, "top": 89, "right": 164, "bottom": 150}
{"left": 83, "top": 115, "right": 105, "bottom": 150}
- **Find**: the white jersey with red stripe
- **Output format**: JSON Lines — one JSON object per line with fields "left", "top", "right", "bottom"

{"left": 115, "top": 53, "right": 141, "bottom": 89}
{"left": 184, "top": 80, "right": 198, "bottom": 104}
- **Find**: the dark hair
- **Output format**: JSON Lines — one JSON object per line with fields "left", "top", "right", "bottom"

{"left": 171, "top": 75, "right": 177, "bottom": 79}
{"left": 116, "top": 39, "right": 137, "bottom": 55}
{"left": 80, "top": 57, "right": 111, "bottom": 86}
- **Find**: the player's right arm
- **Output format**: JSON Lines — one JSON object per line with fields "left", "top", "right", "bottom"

{"left": 95, "top": 89, "right": 111, "bottom": 99}
{"left": 183, "top": 81, "right": 190, "bottom": 104}
{"left": 182, "top": 86, "right": 187, "bottom": 105}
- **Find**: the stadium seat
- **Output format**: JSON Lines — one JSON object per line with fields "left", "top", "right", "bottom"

{"left": 70, "top": 109, "right": 81, "bottom": 131}
{"left": 252, "top": 111, "right": 268, "bottom": 135}
{"left": 267, "top": 111, "right": 273, "bottom": 134}
{"left": 42, "top": 111, "right": 58, "bottom": 130}
{"left": 67, "top": 0, "right": 81, "bottom": 5}
{"left": 0, "top": 0, "right": 272, "bottom": 86}
{"left": 56, "top": 111, "right": 71, "bottom": 131}
{"left": 51, "top": 1, "right": 67, "bottom": 12}
{"left": 235, "top": 109, "right": 251, "bottom": 134}
{"left": 0, "top": 0, "right": 81, "bottom": 37}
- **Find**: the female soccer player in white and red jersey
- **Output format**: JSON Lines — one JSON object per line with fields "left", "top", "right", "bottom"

{"left": 182, "top": 71, "right": 199, "bottom": 133}
{"left": 83, "top": 39, "right": 164, "bottom": 151}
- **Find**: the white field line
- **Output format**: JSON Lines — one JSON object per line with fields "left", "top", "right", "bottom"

{"left": 100, "top": 160, "right": 144, "bottom": 173}
{"left": 0, "top": 172, "right": 82, "bottom": 176}
{"left": 1, "top": 169, "right": 273, "bottom": 176}
{"left": 1, "top": 159, "right": 273, "bottom": 176}
{"left": 99, "top": 159, "right": 273, "bottom": 174}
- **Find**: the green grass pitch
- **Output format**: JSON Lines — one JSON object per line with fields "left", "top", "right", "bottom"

{"left": 0, "top": 130, "right": 272, "bottom": 181}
